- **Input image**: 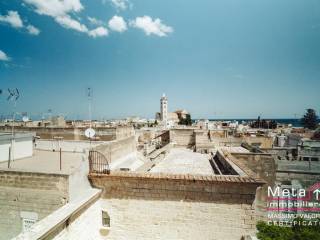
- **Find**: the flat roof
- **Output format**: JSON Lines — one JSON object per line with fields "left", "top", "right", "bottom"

{"left": 219, "top": 146, "right": 250, "bottom": 154}
{"left": 150, "top": 148, "right": 214, "bottom": 175}
{"left": 0, "top": 150, "right": 83, "bottom": 175}
{"left": 277, "top": 160, "right": 320, "bottom": 173}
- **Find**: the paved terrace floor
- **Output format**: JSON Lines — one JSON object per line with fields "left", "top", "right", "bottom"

{"left": 150, "top": 148, "right": 214, "bottom": 175}
{"left": 0, "top": 150, "right": 84, "bottom": 174}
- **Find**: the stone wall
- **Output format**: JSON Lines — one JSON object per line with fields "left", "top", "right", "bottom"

{"left": 276, "top": 171, "right": 320, "bottom": 188}
{"left": 231, "top": 153, "right": 276, "bottom": 221}
{"left": 115, "top": 126, "right": 135, "bottom": 140}
{"left": 94, "top": 136, "right": 136, "bottom": 162}
{"left": 169, "top": 129, "right": 195, "bottom": 147}
{"left": 195, "top": 130, "right": 214, "bottom": 153}
{"left": 245, "top": 137, "right": 273, "bottom": 149}
{"left": 35, "top": 139, "right": 103, "bottom": 153}
{"left": 0, "top": 126, "right": 133, "bottom": 141}
{"left": 89, "top": 171, "right": 263, "bottom": 240}
{"left": 0, "top": 170, "right": 69, "bottom": 240}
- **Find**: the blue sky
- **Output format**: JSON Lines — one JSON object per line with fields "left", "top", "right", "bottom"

{"left": 0, "top": 0, "right": 320, "bottom": 120}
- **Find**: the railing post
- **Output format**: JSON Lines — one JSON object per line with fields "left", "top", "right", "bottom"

{"left": 8, "top": 146, "right": 11, "bottom": 169}
{"left": 88, "top": 150, "right": 92, "bottom": 173}
{"left": 59, "top": 148, "right": 62, "bottom": 171}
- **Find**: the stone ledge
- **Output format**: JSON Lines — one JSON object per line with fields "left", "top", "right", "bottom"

{"left": 89, "top": 171, "right": 265, "bottom": 185}
{"left": 13, "top": 188, "right": 101, "bottom": 240}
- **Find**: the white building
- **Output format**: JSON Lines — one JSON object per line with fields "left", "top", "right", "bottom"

{"left": 160, "top": 93, "right": 168, "bottom": 126}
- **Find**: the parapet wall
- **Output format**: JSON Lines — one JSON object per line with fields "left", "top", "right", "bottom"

{"left": 89, "top": 171, "right": 260, "bottom": 202}
{"left": 0, "top": 126, "right": 134, "bottom": 141}
{"left": 89, "top": 171, "right": 264, "bottom": 239}
{"left": 0, "top": 170, "right": 69, "bottom": 240}
{"left": 35, "top": 139, "right": 103, "bottom": 153}
{"left": 93, "top": 136, "right": 136, "bottom": 162}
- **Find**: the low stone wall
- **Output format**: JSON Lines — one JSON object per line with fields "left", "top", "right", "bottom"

{"left": 0, "top": 126, "right": 134, "bottom": 141}
{"left": 89, "top": 171, "right": 264, "bottom": 240}
{"left": 0, "top": 170, "right": 69, "bottom": 240}
{"left": 94, "top": 136, "right": 136, "bottom": 162}
{"left": 35, "top": 139, "right": 103, "bottom": 153}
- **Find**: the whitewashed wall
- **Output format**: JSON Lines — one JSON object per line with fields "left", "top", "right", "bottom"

{"left": 53, "top": 198, "right": 250, "bottom": 240}
{"left": 0, "top": 140, "right": 33, "bottom": 162}
{"left": 35, "top": 140, "right": 104, "bottom": 153}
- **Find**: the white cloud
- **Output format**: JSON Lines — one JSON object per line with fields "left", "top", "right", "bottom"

{"left": 0, "top": 50, "right": 10, "bottom": 61}
{"left": 23, "top": 0, "right": 107, "bottom": 38}
{"left": 88, "top": 26, "right": 108, "bottom": 38}
{"left": 130, "top": 16, "right": 173, "bottom": 37}
{"left": 0, "top": 11, "right": 23, "bottom": 28}
{"left": 26, "top": 24, "right": 40, "bottom": 35}
{"left": 110, "top": 0, "right": 129, "bottom": 10}
{"left": 108, "top": 15, "right": 127, "bottom": 32}
{"left": 23, "top": 0, "right": 87, "bottom": 33}
{"left": 87, "top": 16, "right": 104, "bottom": 26}
{"left": 55, "top": 15, "right": 88, "bottom": 32}
{"left": 23, "top": 0, "right": 83, "bottom": 17}
{"left": 0, "top": 10, "right": 40, "bottom": 36}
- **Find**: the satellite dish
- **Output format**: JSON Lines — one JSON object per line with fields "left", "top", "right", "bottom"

{"left": 22, "top": 116, "right": 29, "bottom": 122}
{"left": 85, "top": 128, "right": 96, "bottom": 138}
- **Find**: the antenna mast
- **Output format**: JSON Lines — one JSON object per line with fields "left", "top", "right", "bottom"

{"left": 7, "top": 88, "right": 20, "bottom": 168}
{"left": 87, "top": 87, "right": 92, "bottom": 128}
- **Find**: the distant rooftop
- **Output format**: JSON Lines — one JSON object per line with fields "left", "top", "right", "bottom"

{"left": 220, "top": 146, "right": 250, "bottom": 154}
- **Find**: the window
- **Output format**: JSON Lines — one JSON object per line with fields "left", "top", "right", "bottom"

{"left": 22, "top": 218, "right": 36, "bottom": 232}
{"left": 102, "top": 211, "right": 110, "bottom": 227}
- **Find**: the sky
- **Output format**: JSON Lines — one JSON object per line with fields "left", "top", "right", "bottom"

{"left": 0, "top": 0, "right": 320, "bottom": 120}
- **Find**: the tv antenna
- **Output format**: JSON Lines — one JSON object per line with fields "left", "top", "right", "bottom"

{"left": 85, "top": 87, "right": 95, "bottom": 143}
{"left": 87, "top": 87, "right": 92, "bottom": 126}
{"left": 7, "top": 88, "right": 20, "bottom": 102}
{"left": 7, "top": 88, "right": 20, "bottom": 168}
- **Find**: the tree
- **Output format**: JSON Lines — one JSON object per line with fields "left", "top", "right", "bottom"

{"left": 185, "top": 114, "right": 192, "bottom": 126}
{"left": 301, "top": 109, "right": 319, "bottom": 130}
{"left": 257, "top": 218, "right": 320, "bottom": 240}
{"left": 250, "top": 116, "right": 277, "bottom": 129}
{"left": 178, "top": 114, "right": 192, "bottom": 126}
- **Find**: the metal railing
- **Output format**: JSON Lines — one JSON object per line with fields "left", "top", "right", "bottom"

{"left": 88, "top": 150, "right": 110, "bottom": 174}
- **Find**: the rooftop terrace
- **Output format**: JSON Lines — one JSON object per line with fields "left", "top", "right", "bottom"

{"left": 0, "top": 150, "right": 84, "bottom": 175}
{"left": 150, "top": 148, "right": 213, "bottom": 175}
